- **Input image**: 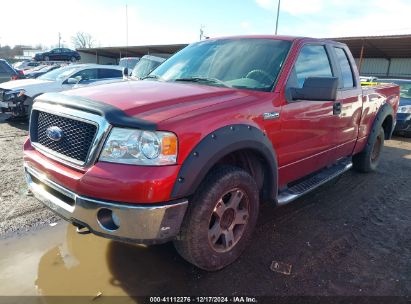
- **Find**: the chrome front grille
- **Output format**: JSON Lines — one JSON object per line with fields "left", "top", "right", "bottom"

{"left": 32, "top": 111, "right": 97, "bottom": 163}
{"left": 30, "top": 100, "right": 111, "bottom": 169}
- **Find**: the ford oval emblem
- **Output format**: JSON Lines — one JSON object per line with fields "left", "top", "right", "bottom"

{"left": 46, "top": 126, "right": 64, "bottom": 142}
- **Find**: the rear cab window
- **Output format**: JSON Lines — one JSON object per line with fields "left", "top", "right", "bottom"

{"left": 333, "top": 47, "right": 355, "bottom": 88}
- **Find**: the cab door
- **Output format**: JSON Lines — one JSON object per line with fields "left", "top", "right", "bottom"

{"left": 326, "top": 46, "right": 363, "bottom": 160}
{"left": 278, "top": 44, "right": 337, "bottom": 185}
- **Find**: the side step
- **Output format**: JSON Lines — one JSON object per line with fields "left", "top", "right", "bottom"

{"left": 277, "top": 158, "right": 353, "bottom": 206}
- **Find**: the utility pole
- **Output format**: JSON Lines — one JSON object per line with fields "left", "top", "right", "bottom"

{"left": 275, "top": 0, "right": 281, "bottom": 35}
{"left": 200, "top": 25, "right": 205, "bottom": 40}
{"left": 58, "top": 32, "right": 62, "bottom": 48}
{"left": 125, "top": 4, "right": 129, "bottom": 58}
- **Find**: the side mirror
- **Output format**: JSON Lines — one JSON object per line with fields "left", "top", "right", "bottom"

{"left": 66, "top": 77, "right": 79, "bottom": 85}
{"left": 123, "top": 67, "right": 129, "bottom": 76}
{"left": 290, "top": 77, "right": 338, "bottom": 101}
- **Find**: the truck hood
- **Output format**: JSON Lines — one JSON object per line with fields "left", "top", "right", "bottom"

{"left": 62, "top": 80, "right": 253, "bottom": 122}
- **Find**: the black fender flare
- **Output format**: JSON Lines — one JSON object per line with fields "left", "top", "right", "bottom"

{"left": 171, "top": 124, "right": 278, "bottom": 200}
{"left": 372, "top": 102, "right": 395, "bottom": 140}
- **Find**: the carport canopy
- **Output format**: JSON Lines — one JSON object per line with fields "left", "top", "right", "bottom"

{"left": 333, "top": 34, "right": 411, "bottom": 59}
{"left": 77, "top": 44, "right": 188, "bottom": 59}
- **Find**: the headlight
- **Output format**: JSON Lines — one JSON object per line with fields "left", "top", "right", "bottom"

{"left": 398, "top": 105, "right": 411, "bottom": 114}
{"left": 17, "top": 89, "right": 26, "bottom": 97}
{"left": 4, "top": 89, "right": 25, "bottom": 101}
{"left": 99, "top": 128, "right": 178, "bottom": 165}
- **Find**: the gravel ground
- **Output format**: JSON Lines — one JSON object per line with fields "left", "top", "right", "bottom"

{"left": 0, "top": 114, "right": 59, "bottom": 238}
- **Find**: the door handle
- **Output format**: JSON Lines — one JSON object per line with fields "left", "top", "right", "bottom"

{"left": 333, "top": 101, "right": 342, "bottom": 115}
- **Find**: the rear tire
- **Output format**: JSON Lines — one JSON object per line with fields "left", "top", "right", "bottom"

{"left": 174, "top": 166, "right": 259, "bottom": 271}
{"left": 353, "top": 127, "right": 385, "bottom": 172}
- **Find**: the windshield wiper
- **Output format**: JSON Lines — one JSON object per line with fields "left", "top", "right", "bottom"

{"left": 141, "top": 74, "right": 160, "bottom": 80}
{"left": 173, "top": 77, "right": 232, "bottom": 88}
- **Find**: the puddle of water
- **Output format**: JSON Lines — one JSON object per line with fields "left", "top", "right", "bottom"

{"left": 0, "top": 223, "right": 129, "bottom": 300}
{"left": 0, "top": 221, "right": 199, "bottom": 300}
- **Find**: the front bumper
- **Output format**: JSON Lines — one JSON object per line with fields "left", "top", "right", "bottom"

{"left": 25, "top": 165, "right": 188, "bottom": 244}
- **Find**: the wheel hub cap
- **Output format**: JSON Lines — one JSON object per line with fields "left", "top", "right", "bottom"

{"left": 220, "top": 208, "right": 235, "bottom": 229}
{"left": 208, "top": 188, "right": 250, "bottom": 253}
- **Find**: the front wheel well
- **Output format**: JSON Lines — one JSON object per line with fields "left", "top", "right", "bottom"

{"left": 212, "top": 149, "right": 273, "bottom": 201}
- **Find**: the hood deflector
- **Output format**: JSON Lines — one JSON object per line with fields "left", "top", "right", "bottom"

{"left": 36, "top": 92, "right": 157, "bottom": 130}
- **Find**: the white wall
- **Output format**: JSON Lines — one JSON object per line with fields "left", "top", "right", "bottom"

{"left": 356, "top": 58, "right": 411, "bottom": 78}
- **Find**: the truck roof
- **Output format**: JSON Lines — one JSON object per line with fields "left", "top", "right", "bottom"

{"left": 206, "top": 35, "right": 346, "bottom": 46}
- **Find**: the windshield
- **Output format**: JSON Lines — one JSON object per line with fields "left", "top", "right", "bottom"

{"left": 132, "top": 57, "right": 164, "bottom": 79}
{"left": 38, "top": 66, "right": 77, "bottom": 81}
{"left": 150, "top": 38, "right": 291, "bottom": 91}
{"left": 119, "top": 58, "right": 139, "bottom": 69}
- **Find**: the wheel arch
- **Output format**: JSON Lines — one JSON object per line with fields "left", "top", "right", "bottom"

{"left": 171, "top": 124, "right": 278, "bottom": 202}
{"left": 374, "top": 103, "right": 395, "bottom": 140}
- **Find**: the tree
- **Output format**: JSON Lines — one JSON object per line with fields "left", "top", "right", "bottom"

{"left": 71, "top": 32, "right": 95, "bottom": 49}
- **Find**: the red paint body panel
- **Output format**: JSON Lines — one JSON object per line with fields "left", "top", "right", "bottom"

{"left": 23, "top": 140, "right": 180, "bottom": 204}
{"left": 23, "top": 36, "right": 400, "bottom": 204}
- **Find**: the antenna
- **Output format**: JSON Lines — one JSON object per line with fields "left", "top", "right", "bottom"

{"left": 58, "top": 32, "right": 62, "bottom": 48}
{"left": 275, "top": 0, "right": 281, "bottom": 35}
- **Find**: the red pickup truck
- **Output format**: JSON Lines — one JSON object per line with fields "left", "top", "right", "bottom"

{"left": 23, "top": 36, "right": 399, "bottom": 271}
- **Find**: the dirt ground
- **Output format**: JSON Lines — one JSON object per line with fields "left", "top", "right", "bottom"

{"left": 0, "top": 113, "right": 410, "bottom": 299}
{"left": 0, "top": 114, "right": 59, "bottom": 237}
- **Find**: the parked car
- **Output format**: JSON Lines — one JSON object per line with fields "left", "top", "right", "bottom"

{"left": 119, "top": 57, "right": 140, "bottom": 76}
{"left": 24, "top": 65, "right": 61, "bottom": 79}
{"left": 34, "top": 48, "right": 81, "bottom": 62}
{"left": 13, "top": 60, "right": 41, "bottom": 71}
{"left": 130, "top": 54, "right": 169, "bottom": 79}
{"left": 0, "top": 64, "right": 123, "bottom": 117}
{"left": 359, "top": 76, "right": 378, "bottom": 83}
{"left": 381, "top": 79, "right": 411, "bottom": 136}
{"left": 23, "top": 36, "right": 399, "bottom": 271}
{"left": 0, "top": 59, "right": 20, "bottom": 83}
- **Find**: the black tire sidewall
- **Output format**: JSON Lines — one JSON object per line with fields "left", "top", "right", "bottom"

{"left": 175, "top": 166, "right": 259, "bottom": 271}
{"left": 353, "top": 126, "right": 385, "bottom": 172}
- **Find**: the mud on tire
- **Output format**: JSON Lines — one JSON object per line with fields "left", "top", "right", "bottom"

{"left": 174, "top": 166, "right": 259, "bottom": 271}
{"left": 353, "top": 126, "right": 385, "bottom": 173}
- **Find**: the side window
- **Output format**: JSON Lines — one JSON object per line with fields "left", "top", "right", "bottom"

{"left": 290, "top": 45, "right": 333, "bottom": 88}
{"left": 98, "top": 69, "right": 122, "bottom": 79}
{"left": 71, "top": 69, "right": 98, "bottom": 82}
{"left": 334, "top": 48, "right": 354, "bottom": 88}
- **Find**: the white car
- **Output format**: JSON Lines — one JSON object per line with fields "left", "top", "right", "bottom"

{"left": 13, "top": 61, "right": 41, "bottom": 71}
{"left": 0, "top": 64, "right": 123, "bottom": 117}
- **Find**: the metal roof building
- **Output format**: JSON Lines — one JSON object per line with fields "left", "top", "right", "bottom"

{"left": 334, "top": 34, "right": 411, "bottom": 79}
{"left": 77, "top": 44, "right": 187, "bottom": 65}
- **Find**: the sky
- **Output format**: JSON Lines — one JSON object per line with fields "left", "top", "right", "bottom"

{"left": 1, "top": 0, "right": 411, "bottom": 48}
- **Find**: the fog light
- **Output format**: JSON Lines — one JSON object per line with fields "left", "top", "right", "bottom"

{"left": 97, "top": 208, "right": 120, "bottom": 231}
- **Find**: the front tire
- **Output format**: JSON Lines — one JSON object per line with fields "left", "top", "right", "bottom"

{"left": 353, "top": 127, "right": 385, "bottom": 172}
{"left": 174, "top": 166, "right": 259, "bottom": 271}
{"left": 44, "top": 56, "right": 50, "bottom": 62}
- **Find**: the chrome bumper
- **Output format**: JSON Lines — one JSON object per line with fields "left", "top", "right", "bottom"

{"left": 25, "top": 165, "right": 188, "bottom": 244}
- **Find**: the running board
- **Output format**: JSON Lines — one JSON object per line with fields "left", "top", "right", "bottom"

{"left": 277, "top": 158, "right": 353, "bottom": 206}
